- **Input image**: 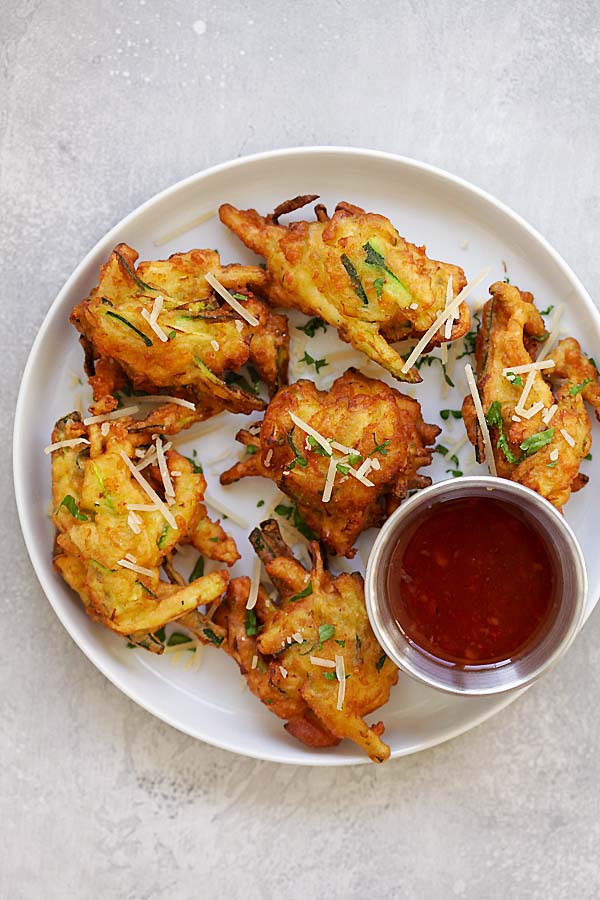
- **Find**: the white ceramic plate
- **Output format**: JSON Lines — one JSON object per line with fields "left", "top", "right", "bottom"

{"left": 14, "top": 148, "right": 600, "bottom": 766}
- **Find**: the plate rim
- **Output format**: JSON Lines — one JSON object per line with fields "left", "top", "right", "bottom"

{"left": 13, "top": 145, "right": 598, "bottom": 766}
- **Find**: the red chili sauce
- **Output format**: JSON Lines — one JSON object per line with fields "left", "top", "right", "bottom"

{"left": 387, "top": 497, "right": 558, "bottom": 668}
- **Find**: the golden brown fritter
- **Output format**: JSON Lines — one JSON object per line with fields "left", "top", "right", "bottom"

{"left": 71, "top": 243, "right": 289, "bottom": 420}
{"left": 219, "top": 198, "right": 469, "bottom": 382}
{"left": 220, "top": 369, "right": 440, "bottom": 557}
{"left": 186, "top": 519, "right": 398, "bottom": 763}
{"left": 462, "top": 281, "right": 600, "bottom": 509}
{"left": 50, "top": 409, "right": 237, "bottom": 648}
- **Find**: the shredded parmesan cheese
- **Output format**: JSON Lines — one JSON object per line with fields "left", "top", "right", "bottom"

{"left": 119, "top": 450, "right": 178, "bottom": 529}
{"left": 322, "top": 454, "right": 340, "bottom": 503}
{"left": 205, "top": 272, "right": 259, "bottom": 326}
{"left": 154, "top": 210, "right": 216, "bottom": 246}
{"left": 292, "top": 632, "right": 303, "bottom": 643}
{"left": 542, "top": 404, "right": 558, "bottom": 425}
{"left": 355, "top": 458, "right": 375, "bottom": 481}
{"left": 443, "top": 274, "right": 455, "bottom": 340}
{"left": 137, "top": 395, "right": 196, "bottom": 410}
{"left": 44, "top": 437, "right": 90, "bottom": 455}
{"left": 502, "top": 360, "right": 555, "bottom": 376}
{"left": 335, "top": 654, "right": 346, "bottom": 710}
{"left": 126, "top": 502, "right": 158, "bottom": 512}
{"left": 124, "top": 553, "right": 137, "bottom": 563}
{"left": 409, "top": 302, "right": 419, "bottom": 310}
{"left": 310, "top": 656, "right": 336, "bottom": 668}
{"left": 550, "top": 448, "right": 559, "bottom": 461}
{"left": 514, "top": 371, "right": 536, "bottom": 416}
{"left": 83, "top": 406, "right": 139, "bottom": 426}
{"left": 127, "top": 510, "right": 142, "bottom": 534}
{"left": 245, "top": 557, "right": 261, "bottom": 610}
{"left": 537, "top": 305, "right": 564, "bottom": 361}
{"left": 560, "top": 428, "right": 575, "bottom": 448}
{"left": 289, "top": 412, "right": 333, "bottom": 456}
{"left": 149, "top": 294, "right": 164, "bottom": 324}
{"left": 402, "top": 268, "right": 490, "bottom": 373}
{"left": 512, "top": 415, "right": 522, "bottom": 423}
{"left": 278, "top": 665, "right": 288, "bottom": 679}
{"left": 348, "top": 466, "right": 375, "bottom": 487}
{"left": 155, "top": 438, "right": 175, "bottom": 504}
{"left": 204, "top": 495, "right": 249, "bottom": 528}
{"left": 141, "top": 308, "right": 168, "bottom": 342}
{"left": 518, "top": 399, "right": 545, "bottom": 420}
{"left": 464, "top": 363, "right": 497, "bottom": 477}
{"left": 117, "top": 558, "right": 154, "bottom": 577}
{"left": 251, "top": 654, "right": 258, "bottom": 670}
{"left": 235, "top": 320, "right": 244, "bottom": 333}
{"left": 264, "top": 448, "right": 273, "bottom": 467}
{"left": 100, "top": 422, "right": 110, "bottom": 437}
{"left": 210, "top": 339, "right": 220, "bottom": 351}
{"left": 330, "top": 440, "right": 358, "bottom": 455}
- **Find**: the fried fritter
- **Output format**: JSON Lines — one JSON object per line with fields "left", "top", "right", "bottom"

{"left": 219, "top": 198, "right": 469, "bottom": 382}
{"left": 187, "top": 520, "right": 398, "bottom": 762}
{"left": 50, "top": 409, "right": 237, "bottom": 647}
{"left": 462, "top": 281, "right": 600, "bottom": 509}
{"left": 220, "top": 369, "right": 440, "bottom": 557}
{"left": 71, "top": 243, "right": 289, "bottom": 419}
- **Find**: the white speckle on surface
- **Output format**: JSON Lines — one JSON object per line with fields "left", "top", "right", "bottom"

{"left": 192, "top": 19, "right": 207, "bottom": 35}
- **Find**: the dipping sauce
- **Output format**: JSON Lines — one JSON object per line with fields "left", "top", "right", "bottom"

{"left": 387, "top": 496, "right": 558, "bottom": 667}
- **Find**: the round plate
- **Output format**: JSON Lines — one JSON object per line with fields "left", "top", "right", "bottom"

{"left": 14, "top": 147, "right": 600, "bottom": 765}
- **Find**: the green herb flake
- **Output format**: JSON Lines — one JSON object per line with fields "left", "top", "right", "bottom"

{"left": 289, "top": 580, "right": 313, "bottom": 602}
{"left": 231, "top": 292, "right": 247, "bottom": 302}
{"left": 341, "top": 253, "right": 368, "bottom": 304}
{"left": 569, "top": 378, "right": 591, "bottom": 396}
{"left": 183, "top": 450, "right": 203, "bottom": 474}
{"left": 485, "top": 400, "right": 520, "bottom": 465}
{"left": 348, "top": 452, "right": 363, "bottom": 466}
{"left": 202, "top": 628, "right": 224, "bottom": 646}
{"left": 520, "top": 428, "right": 555, "bottom": 457}
{"left": 440, "top": 409, "right": 462, "bottom": 421}
{"left": 434, "top": 444, "right": 449, "bottom": 457}
{"left": 287, "top": 430, "right": 308, "bottom": 469}
{"left": 275, "top": 504, "right": 293, "bottom": 519}
{"left": 323, "top": 671, "right": 337, "bottom": 681}
{"left": 585, "top": 453, "right": 593, "bottom": 461}
{"left": 224, "top": 371, "right": 260, "bottom": 397}
{"left": 300, "top": 350, "right": 329, "bottom": 373}
{"left": 58, "top": 494, "right": 88, "bottom": 521}
{"left": 256, "top": 499, "right": 265, "bottom": 508}
{"left": 334, "top": 639, "right": 346, "bottom": 647}
{"left": 368, "top": 433, "right": 391, "bottom": 457}
{"left": 318, "top": 624, "right": 335, "bottom": 644}
{"left": 297, "top": 317, "right": 327, "bottom": 337}
{"left": 189, "top": 556, "right": 205, "bottom": 582}
{"left": 307, "top": 435, "right": 331, "bottom": 457}
{"left": 245, "top": 444, "right": 259, "bottom": 455}
{"left": 505, "top": 371, "right": 524, "bottom": 388}
{"left": 376, "top": 653, "right": 387, "bottom": 673}
{"left": 168, "top": 330, "right": 176, "bottom": 340}
{"left": 540, "top": 305, "right": 554, "bottom": 316}
{"left": 415, "top": 354, "right": 455, "bottom": 387}
{"left": 336, "top": 462, "right": 350, "bottom": 476}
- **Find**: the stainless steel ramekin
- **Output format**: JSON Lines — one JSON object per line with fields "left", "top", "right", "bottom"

{"left": 365, "top": 476, "right": 587, "bottom": 696}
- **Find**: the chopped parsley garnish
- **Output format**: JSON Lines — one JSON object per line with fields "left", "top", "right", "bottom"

{"left": 183, "top": 449, "right": 203, "bottom": 473}
{"left": 348, "top": 452, "right": 363, "bottom": 466}
{"left": 274, "top": 503, "right": 316, "bottom": 540}
{"left": 307, "top": 435, "right": 331, "bottom": 456}
{"left": 256, "top": 499, "right": 265, "bottom": 508}
{"left": 245, "top": 608, "right": 259, "bottom": 636}
{"left": 369, "top": 433, "right": 391, "bottom": 456}
{"left": 336, "top": 462, "right": 350, "bottom": 475}
{"left": 105, "top": 310, "right": 153, "bottom": 347}
{"left": 202, "top": 628, "right": 224, "bottom": 646}
{"left": 189, "top": 556, "right": 205, "bottom": 582}
{"left": 246, "top": 444, "right": 258, "bottom": 455}
{"left": 231, "top": 292, "right": 247, "bottom": 302}
{"left": 287, "top": 429, "right": 308, "bottom": 469}
{"left": 520, "top": 428, "right": 555, "bottom": 457}
{"left": 323, "top": 671, "right": 337, "bottom": 681}
{"left": 289, "top": 580, "right": 313, "bottom": 602}
{"left": 318, "top": 624, "right": 335, "bottom": 645}
{"left": 540, "top": 305, "right": 554, "bottom": 316}
{"left": 275, "top": 503, "right": 293, "bottom": 518}
{"left": 300, "top": 351, "right": 328, "bottom": 373}
{"left": 485, "top": 400, "right": 520, "bottom": 464}
{"left": 168, "top": 330, "right": 176, "bottom": 340}
{"left": 297, "top": 317, "right": 327, "bottom": 337}
{"left": 334, "top": 639, "right": 346, "bottom": 647}
{"left": 456, "top": 326, "right": 478, "bottom": 359}
{"left": 446, "top": 469, "right": 463, "bottom": 478}
{"left": 529, "top": 333, "right": 549, "bottom": 343}
{"left": 341, "top": 254, "right": 368, "bottom": 304}
{"left": 434, "top": 444, "right": 449, "bottom": 456}
{"left": 58, "top": 494, "right": 88, "bottom": 521}
{"left": 547, "top": 461, "right": 558, "bottom": 468}
{"left": 505, "top": 371, "right": 524, "bottom": 388}
{"left": 166, "top": 632, "right": 193, "bottom": 647}
{"left": 569, "top": 378, "right": 591, "bottom": 396}
{"left": 585, "top": 453, "right": 593, "bottom": 461}
{"left": 375, "top": 652, "right": 387, "bottom": 673}
{"left": 440, "top": 409, "right": 462, "bottom": 421}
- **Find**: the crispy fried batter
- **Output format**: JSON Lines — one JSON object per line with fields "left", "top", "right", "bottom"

{"left": 220, "top": 368, "right": 440, "bottom": 556}
{"left": 462, "top": 281, "right": 599, "bottom": 509}
{"left": 51, "top": 409, "right": 237, "bottom": 645}
{"left": 189, "top": 520, "right": 398, "bottom": 762}
{"left": 219, "top": 199, "right": 469, "bottom": 382}
{"left": 70, "top": 243, "right": 289, "bottom": 420}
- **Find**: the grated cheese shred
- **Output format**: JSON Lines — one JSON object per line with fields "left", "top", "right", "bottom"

{"left": 245, "top": 557, "right": 261, "bottom": 610}
{"left": 560, "top": 428, "right": 575, "bottom": 448}
{"left": 205, "top": 272, "right": 259, "bottom": 326}
{"left": 119, "top": 450, "right": 178, "bottom": 529}
{"left": 141, "top": 308, "right": 169, "bottom": 342}
{"left": 117, "top": 558, "right": 155, "bottom": 578}
{"left": 464, "top": 363, "right": 497, "bottom": 477}
{"left": 137, "top": 395, "right": 196, "bottom": 410}
{"left": 289, "top": 412, "right": 333, "bottom": 456}
{"left": 335, "top": 654, "right": 346, "bottom": 710}
{"left": 310, "top": 656, "right": 336, "bottom": 668}
{"left": 44, "top": 437, "right": 90, "bottom": 455}
{"left": 83, "top": 406, "right": 139, "bottom": 426}
{"left": 153, "top": 210, "right": 216, "bottom": 247}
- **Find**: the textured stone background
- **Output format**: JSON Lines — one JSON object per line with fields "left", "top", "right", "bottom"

{"left": 3, "top": 1, "right": 600, "bottom": 897}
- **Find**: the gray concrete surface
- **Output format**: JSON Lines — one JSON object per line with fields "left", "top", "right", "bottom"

{"left": 2, "top": 1, "right": 600, "bottom": 897}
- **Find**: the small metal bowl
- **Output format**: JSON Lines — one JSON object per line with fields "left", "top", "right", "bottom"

{"left": 365, "top": 476, "right": 587, "bottom": 696}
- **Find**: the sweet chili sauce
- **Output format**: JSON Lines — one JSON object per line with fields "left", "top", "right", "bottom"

{"left": 386, "top": 496, "right": 558, "bottom": 668}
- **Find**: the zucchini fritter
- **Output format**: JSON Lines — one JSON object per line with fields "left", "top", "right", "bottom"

{"left": 462, "top": 281, "right": 600, "bottom": 509}
{"left": 71, "top": 243, "right": 289, "bottom": 419}
{"left": 188, "top": 520, "right": 398, "bottom": 763}
{"left": 51, "top": 410, "right": 237, "bottom": 647}
{"left": 219, "top": 198, "right": 469, "bottom": 382}
{"left": 220, "top": 369, "right": 440, "bottom": 557}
